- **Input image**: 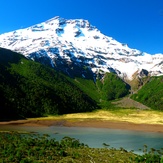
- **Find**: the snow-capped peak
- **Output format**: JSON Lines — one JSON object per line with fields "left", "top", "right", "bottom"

{"left": 0, "top": 16, "right": 162, "bottom": 80}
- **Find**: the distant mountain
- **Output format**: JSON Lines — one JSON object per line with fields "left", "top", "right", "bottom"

{"left": 0, "top": 16, "right": 162, "bottom": 82}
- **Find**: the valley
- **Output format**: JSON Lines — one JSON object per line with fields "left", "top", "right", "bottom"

{"left": 0, "top": 16, "right": 163, "bottom": 163}
{"left": 0, "top": 47, "right": 162, "bottom": 120}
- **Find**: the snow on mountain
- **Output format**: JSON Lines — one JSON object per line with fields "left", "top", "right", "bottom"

{"left": 0, "top": 16, "right": 163, "bottom": 80}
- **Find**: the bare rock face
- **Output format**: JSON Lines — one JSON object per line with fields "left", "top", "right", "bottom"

{"left": 139, "top": 69, "right": 149, "bottom": 78}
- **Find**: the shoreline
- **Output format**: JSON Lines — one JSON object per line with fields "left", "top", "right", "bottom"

{"left": 0, "top": 119, "right": 163, "bottom": 133}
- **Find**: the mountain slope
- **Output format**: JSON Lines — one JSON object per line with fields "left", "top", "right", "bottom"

{"left": 0, "top": 48, "right": 98, "bottom": 120}
{"left": 0, "top": 47, "right": 133, "bottom": 120}
{"left": 131, "top": 76, "right": 163, "bottom": 110}
{"left": 0, "top": 16, "right": 162, "bottom": 81}
{"left": 73, "top": 73, "right": 130, "bottom": 104}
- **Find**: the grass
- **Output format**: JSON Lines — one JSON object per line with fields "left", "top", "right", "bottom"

{"left": 28, "top": 109, "right": 163, "bottom": 125}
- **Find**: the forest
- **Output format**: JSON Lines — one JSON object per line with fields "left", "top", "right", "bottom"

{"left": 0, "top": 48, "right": 98, "bottom": 120}
{"left": 131, "top": 76, "right": 163, "bottom": 110}
{"left": 0, "top": 47, "right": 163, "bottom": 121}
{"left": 0, "top": 48, "right": 130, "bottom": 120}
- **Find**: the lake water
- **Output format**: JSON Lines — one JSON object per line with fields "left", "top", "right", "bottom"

{"left": 0, "top": 125, "right": 163, "bottom": 154}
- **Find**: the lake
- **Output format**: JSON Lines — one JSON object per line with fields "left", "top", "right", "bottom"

{"left": 0, "top": 125, "right": 163, "bottom": 154}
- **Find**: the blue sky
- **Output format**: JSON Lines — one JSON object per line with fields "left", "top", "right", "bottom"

{"left": 0, "top": 0, "right": 163, "bottom": 54}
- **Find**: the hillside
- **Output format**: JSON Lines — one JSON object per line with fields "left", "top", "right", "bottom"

{"left": 72, "top": 73, "right": 130, "bottom": 104}
{"left": 1, "top": 47, "right": 162, "bottom": 121}
{"left": 131, "top": 76, "right": 163, "bottom": 110}
{"left": 0, "top": 48, "right": 133, "bottom": 121}
{"left": 0, "top": 48, "right": 98, "bottom": 120}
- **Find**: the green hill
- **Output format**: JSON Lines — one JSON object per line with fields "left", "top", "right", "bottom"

{"left": 0, "top": 48, "right": 132, "bottom": 120}
{"left": 131, "top": 76, "right": 163, "bottom": 110}
{"left": 69, "top": 73, "right": 130, "bottom": 109}
{"left": 0, "top": 48, "right": 98, "bottom": 120}
{"left": 97, "top": 73, "right": 130, "bottom": 101}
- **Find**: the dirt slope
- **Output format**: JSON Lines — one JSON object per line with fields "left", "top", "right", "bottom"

{"left": 112, "top": 97, "right": 150, "bottom": 110}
